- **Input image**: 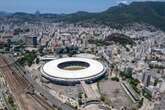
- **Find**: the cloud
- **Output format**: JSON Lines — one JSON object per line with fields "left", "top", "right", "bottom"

{"left": 116, "top": 0, "right": 165, "bottom": 5}
{"left": 120, "top": 0, "right": 129, "bottom": 4}
{"left": 116, "top": 0, "right": 129, "bottom": 5}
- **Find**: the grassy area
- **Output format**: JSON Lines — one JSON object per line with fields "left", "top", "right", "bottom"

{"left": 18, "top": 51, "right": 37, "bottom": 66}
{"left": 127, "top": 78, "right": 141, "bottom": 94}
{"left": 63, "top": 66, "right": 86, "bottom": 71}
{"left": 111, "top": 77, "right": 119, "bottom": 82}
{"left": 120, "top": 68, "right": 141, "bottom": 94}
{"left": 120, "top": 68, "right": 132, "bottom": 78}
{"left": 7, "top": 95, "right": 17, "bottom": 110}
{"left": 88, "top": 39, "right": 110, "bottom": 46}
{"left": 142, "top": 89, "right": 152, "bottom": 101}
{"left": 100, "top": 94, "right": 112, "bottom": 106}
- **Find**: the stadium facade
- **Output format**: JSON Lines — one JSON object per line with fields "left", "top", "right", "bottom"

{"left": 41, "top": 57, "right": 106, "bottom": 85}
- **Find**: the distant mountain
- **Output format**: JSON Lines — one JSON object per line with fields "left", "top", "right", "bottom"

{"left": 99, "top": 1, "right": 165, "bottom": 30}
{"left": 0, "top": 11, "right": 11, "bottom": 16}
{"left": 1, "top": 1, "right": 165, "bottom": 30}
{"left": 59, "top": 1, "right": 165, "bottom": 30}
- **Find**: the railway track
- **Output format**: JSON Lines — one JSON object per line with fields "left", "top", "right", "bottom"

{"left": 0, "top": 56, "right": 27, "bottom": 109}
{"left": 29, "top": 93, "right": 54, "bottom": 110}
{"left": 0, "top": 55, "right": 56, "bottom": 110}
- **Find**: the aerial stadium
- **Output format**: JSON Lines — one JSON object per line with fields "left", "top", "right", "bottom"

{"left": 41, "top": 57, "right": 106, "bottom": 85}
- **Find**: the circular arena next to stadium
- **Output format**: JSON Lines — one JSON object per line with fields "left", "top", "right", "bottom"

{"left": 41, "top": 57, "right": 106, "bottom": 84}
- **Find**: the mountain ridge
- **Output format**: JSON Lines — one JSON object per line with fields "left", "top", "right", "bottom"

{"left": 0, "top": 1, "right": 165, "bottom": 30}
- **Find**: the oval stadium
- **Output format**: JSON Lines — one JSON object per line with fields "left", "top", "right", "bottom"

{"left": 41, "top": 57, "right": 106, "bottom": 85}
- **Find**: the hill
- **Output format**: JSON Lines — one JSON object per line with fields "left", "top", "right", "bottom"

{"left": 2, "top": 1, "right": 165, "bottom": 31}
{"left": 59, "top": 1, "right": 165, "bottom": 30}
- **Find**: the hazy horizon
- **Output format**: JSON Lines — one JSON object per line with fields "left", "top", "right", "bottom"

{"left": 0, "top": 0, "right": 164, "bottom": 14}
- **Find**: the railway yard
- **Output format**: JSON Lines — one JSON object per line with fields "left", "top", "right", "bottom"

{"left": 0, "top": 55, "right": 56, "bottom": 110}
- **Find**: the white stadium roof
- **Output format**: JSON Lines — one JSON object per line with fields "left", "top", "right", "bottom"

{"left": 41, "top": 57, "right": 106, "bottom": 83}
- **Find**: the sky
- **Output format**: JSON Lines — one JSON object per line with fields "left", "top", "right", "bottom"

{"left": 0, "top": 0, "right": 164, "bottom": 14}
